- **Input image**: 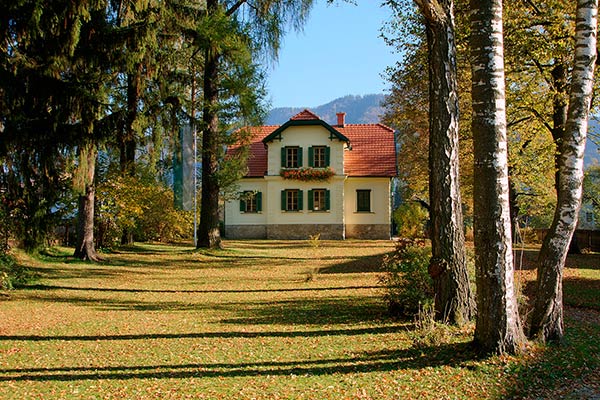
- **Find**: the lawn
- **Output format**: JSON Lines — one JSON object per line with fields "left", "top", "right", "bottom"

{"left": 0, "top": 240, "right": 598, "bottom": 399}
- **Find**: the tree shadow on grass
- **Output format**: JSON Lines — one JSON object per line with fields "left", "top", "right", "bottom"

{"left": 0, "top": 342, "right": 478, "bottom": 383}
{"left": 319, "top": 253, "right": 388, "bottom": 274}
{"left": 219, "top": 296, "right": 388, "bottom": 326}
{"left": 0, "top": 324, "right": 405, "bottom": 342}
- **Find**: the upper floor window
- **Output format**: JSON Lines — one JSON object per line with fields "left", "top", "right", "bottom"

{"left": 309, "top": 146, "right": 330, "bottom": 168}
{"left": 281, "top": 146, "right": 302, "bottom": 168}
{"left": 356, "top": 189, "right": 371, "bottom": 212}
{"left": 240, "top": 191, "right": 262, "bottom": 213}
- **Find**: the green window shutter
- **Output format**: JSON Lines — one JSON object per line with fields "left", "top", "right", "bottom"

{"left": 298, "top": 147, "right": 303, "bottom": 167}
{"left": 308, "top": 147, "right": 314, "bottom": 167}
{"left": 281, "top": 190, "right": 286, "bottom": 210}
{"left": 325, "top": 146, "right": 331, "bottom": 167}
{"left": 308, "top": 190, "right": 314, "bottom": 210}
{"left": 281, "top": 147, "right": 286, "bottom": 168}
{"left": 325, "top": 189, "right": 331, "bottom": 211}
{"left": 256, "top": 192, "right": 262, "bottom": 212}
{"left": 240, "top": 197, "right": 246, "bottom": 212}
{"left": 298, "top": 190, "right": 303, "bottom": 210}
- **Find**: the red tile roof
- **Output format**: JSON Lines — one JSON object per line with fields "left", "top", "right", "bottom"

{"left": 290, "top": 109, "right": 321, "bottom": 120}
{"left": 230, "top": 110, "right": 396, "bottom": 178}
{"left": 339, "top": 124, "right": 396, "bottom": 177}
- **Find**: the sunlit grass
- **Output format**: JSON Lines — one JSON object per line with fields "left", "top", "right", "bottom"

{"left": 0, "top": 240, "right": 598, "bottom": 399}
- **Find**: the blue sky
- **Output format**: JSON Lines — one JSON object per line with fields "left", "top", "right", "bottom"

{"left": 266, "top": 1, "right": 399, "bottom": 108}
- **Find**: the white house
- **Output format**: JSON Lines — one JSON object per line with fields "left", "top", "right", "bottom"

{"left": 223, "top": 109, "right": 397, "bottom": 240}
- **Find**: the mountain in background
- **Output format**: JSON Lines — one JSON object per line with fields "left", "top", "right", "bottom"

{"left": 266, "top": 94, "right": 386, "bottom": 126}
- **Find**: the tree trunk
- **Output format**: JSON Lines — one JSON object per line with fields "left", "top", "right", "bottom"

{"left": 74, "top": 143, "right": 101, "bottom": 262}
{"left": 530, "top": 0, "right": 597, "bottom": 343}
{"left": 470, "top": 0, "right": 526, "bottom": 355}
{"left": 197, "top": 0, "right": 223, "bottom": 249}
{"left": 417, "top": 0, "right": 474, "bottom": 325}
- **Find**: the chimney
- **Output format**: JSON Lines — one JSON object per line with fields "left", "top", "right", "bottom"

{"left": 336, "top": 112, "right": 346, "bottom": 127}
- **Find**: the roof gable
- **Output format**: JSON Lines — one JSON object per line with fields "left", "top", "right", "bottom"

{"left": 262, "top": 109, "right": 349, "bottom": 144}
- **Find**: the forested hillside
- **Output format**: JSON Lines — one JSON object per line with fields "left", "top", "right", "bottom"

{"left": 266, "top": 94, "right": 385, "bottom": 125}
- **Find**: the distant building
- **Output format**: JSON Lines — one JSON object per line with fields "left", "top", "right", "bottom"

{"left": 223, "top": 110, "right": 396, "bottom": 239}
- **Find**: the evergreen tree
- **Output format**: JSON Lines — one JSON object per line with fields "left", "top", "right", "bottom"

{"left": 196, "top": 0, "right": 315, "bottom": 249}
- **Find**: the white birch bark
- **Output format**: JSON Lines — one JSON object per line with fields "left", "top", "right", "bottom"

{"left": 470, "top": 0, "right": 526, "bottom": 354}
{"left": 415, "top": 0, "right": 474, "bottom": 325}
{"left": 531, "top": 0, "right": 598, "bottom": 342}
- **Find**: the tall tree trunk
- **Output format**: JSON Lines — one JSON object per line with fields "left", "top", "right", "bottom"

{"left": 74, "top": 143, "right": 101, "bottom": 261}
{"left": 416, "top": 0, "right": 474, "bottom": 325}
{"left": 119, "top": 65, "right": 142, "bottom": 245}
{"left": 197, "top": 0, "right": 223, "bottom": 249}
{"left": 470, "top": 0, "right": 526, "bottom": 355}
{"left": 530, "top": 0, "right": 598, "bottom": 343}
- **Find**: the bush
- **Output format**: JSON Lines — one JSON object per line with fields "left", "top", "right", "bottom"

{"left": 0, "top": 253, "right": 35, "bottom": 290}
{"left": 380, "top": 238, "right": 433, "bottom": 318}
{"left": 96, "top": 175, "right": 194, "bottom": 248}
{"left": 393, "top": 202, "right": 429, "bottom": 238}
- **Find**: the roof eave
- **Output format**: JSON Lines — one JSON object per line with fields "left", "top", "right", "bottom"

{"left": 262, "top": 119, "right": 350, "bottom": 144}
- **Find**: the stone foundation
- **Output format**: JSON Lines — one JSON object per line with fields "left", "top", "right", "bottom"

{"left": 225, "top": 223, "right": 390, "bottom": 240}
{"left": 224, "top": 225, "right": 267, "bottom": 239}
{"left": 267, "top": 224, "right": 344, "bottom": 240}
{"left": 345, "top": 224, "right": 390, "bottom": 240}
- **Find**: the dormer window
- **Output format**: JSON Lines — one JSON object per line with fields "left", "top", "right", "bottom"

{"left": 281, "top": 146, "right": 302, "bottom": 168}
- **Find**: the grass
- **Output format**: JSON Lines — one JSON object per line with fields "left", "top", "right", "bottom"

{"left": 0, "top": 240, "right": 598, "bottom": 399}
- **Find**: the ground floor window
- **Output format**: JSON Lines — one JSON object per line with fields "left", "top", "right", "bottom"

{"left": 309, "top": 189, "right": 330, "bottom": 211}
{"left": 240, "top": 191, "right": 262, "bottom": 213}
{"left": 356, "top": 189, "right": 371, "bottom": 212}
{"left": 281, "top": 189, "right": 303, "bottom": 211}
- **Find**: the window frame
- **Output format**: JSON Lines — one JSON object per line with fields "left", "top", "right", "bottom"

{"left": 240, "top": 191, "right": 261, "bottom": 213}
{"left": 282, "top": 146, "right": 302, "bottom": 169}
{"left": 313, "top": 146, "right": 326, "bottom": 168}
{"left": 356, "top": 189, "right": 371, "bottom": 212}
{"left": 281, "top": 189, "right": 303, "bottom": 212}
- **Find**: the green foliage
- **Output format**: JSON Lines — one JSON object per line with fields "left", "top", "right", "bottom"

{"left": 0, "top": 253, "right": 36, "bottom": 290}
{"left": 583, "top": 165, "right": 600, "bottom": 221}
{"left": 96, "top": 175, "right": 193, "bottom": 248}
{"left": 393, "top": 202, "right": 429, "bottom": 238}
{"left": 380, "top": 238, "right": 433, "bottom": 317}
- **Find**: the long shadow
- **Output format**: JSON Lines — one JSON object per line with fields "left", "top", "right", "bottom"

{"left": 319, "top": 253, "right": 388, "bottom": 274}
{"left": 0, "top": 325, "right": 404, "bottom": 342}
{"left": 0, "top": 342, "right": 478, "bottom": 382}
{"left": 219, "top": 296, "right": 387, "bottom": 326}
{"left": 23, "top": 284, "right": 382, "bottom": 294}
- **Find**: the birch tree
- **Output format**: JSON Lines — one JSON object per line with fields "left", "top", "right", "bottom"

{"left": 530, "top": 0, "right": 598, "bottom": 343}
{"left": 413, "top": 0, "right": 474, "bottom": 325}
{"left": 469, "top": 0, "right": 526, "bottom": 354}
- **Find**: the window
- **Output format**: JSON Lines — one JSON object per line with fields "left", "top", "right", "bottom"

{"left": 281, "top": 189, "right": 303, "bottom": 211}
{"left": 240, "top": 191, "right": 261, "bottom": 213}
{"left": 281, "top": 146, "right": 302, "bottom": 168}
{"left": 309, "top": 189, "right": 330, "bottom": 211}
{"left": 356, "top": 190, "right": 371, "bottom": 212}
{"left": 309, "top": 146, "right": 329, "bottom": 168}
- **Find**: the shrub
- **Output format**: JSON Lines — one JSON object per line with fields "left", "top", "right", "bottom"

{"left": 0, "top": 253, "right": 36, "bottom": 290}
{"left": 96, "top": 175, "right": 194, "bottom": 249}
{"left": 380, "top": 238, "right": 433, "bottom": 318}
{"left": 393, "top": 202, "right": 429, "bottom": 238}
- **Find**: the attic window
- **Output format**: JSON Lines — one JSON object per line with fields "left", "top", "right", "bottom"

{"left": 282, "top": 146, "right": 302, "bottom": 168}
